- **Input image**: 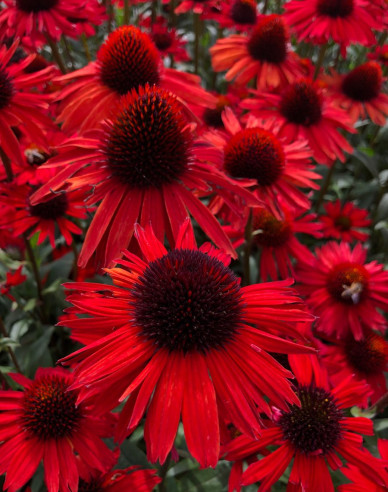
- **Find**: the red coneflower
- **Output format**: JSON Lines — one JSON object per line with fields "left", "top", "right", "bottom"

{"left": 295, "top": 241, "right": 388, "bottom": 340}
{"left": 206, "top": 0, "right": 258, "bottom": 31}
{"left": 324, "top": 62, "right": 388, "bottom": 126}
{"left": 210, "top": 14, "right": 305, "bottom": 90}
{"left": 0, "top": 265, "right": 26, "bottom": 301}
{"left": 0, "top": 42, "right": 54, "bottom": 168}
{"left": 59, "top": 220, "right": 314, "bottom": 468}
{"left": 319, "top": 199, "right": 371, "bottom": 243}
{"left": 77, "top": 467, "right": 161, "bottom": 492}
{"left": 243, "top": 78, "right": 355, "bottom": 165}
{"left": 0, "top": 367, "right": 117, "bottom": 492}
{"left": 55, "top": 25, "right": 215, "bottom": 134}
{"left": 283, "top": 0, "right": 383, "bottom": 55}
{"left": 32, "top": 85, "right": 257, "bottom": 268}
{"left": 223, "top": 356, "right": 387, "bottom": 492}
{"left": 175, "top": 0, "right": 219, "bottom": 15}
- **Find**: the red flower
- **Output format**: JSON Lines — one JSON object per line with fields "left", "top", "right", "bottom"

{"left": 205, "top": 0, "right": 258, "bottom": 31}
{"left": 243, "top": 78, "right": 355, "bottom": 165}
{"left": 319, "top": 200, "right": 371, "bottom": 243}
{"left": 0, "top": 265, "right": 26, "bottom": 301}
{"left": 0, "top": 367, "right": 116, "bottom": 492}
{"left": 324, "top": 62, "right": 388, "bottom": 126}
{"left": 175, "top": 0, "right": 219, "bottom": 15}
{"left": 368, "top": 45, "right": 388, "bottom": 67}
{"left": 55, "top": 25, "right": 215, "bottom": 134}
{"left": 223, "top": 356, "right": 387, "bottom": 492}
{"left": 59, "top": 220, "right": 314, "bottom": 468}
{"left": 295, "top": 241, "right": 388, "bottom": 340}
{"left": 78, "top": 467, "right": 161, "bottom": 492}
{"left": 0, "top": 42, "right": 54, "bottom": 168}
{"left": 32, "top": 85, "right": 257, "bottom": 268}
{"left": 210, "top": 14, "right": 305, "bottom": 90}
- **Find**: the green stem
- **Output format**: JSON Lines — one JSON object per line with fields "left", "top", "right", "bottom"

{"left": 313, "top": 43, "right": 328, "bottom": 79}
{"left": 71, "top": 241, "right": 79, "bottom": 280}
{"left": 194, "top": 13, "right": 201, "bottom": 75}
{"left": 158, "top": 454, "right": 172, "bottom": 492}
{"left": 243, "top": 209, "right": 253, "bottom": 287}
{"left": 45, "top": 34, "right": 67, "bottom": 73}
{"left": 123, "top": 0, "right": 130, "bottom": 24}
{"left": 81, "top": 33, "right": 92, "bottom": 62}
{"left": 169, "top": 0, "right": 176, "bottom": 27}
{"left": 0, "top": 146, "right": 14, "bottom": 182}
{"left": 262, "top": 0, "right": 269, "bottom": 14}
{"left": 0, "top": 317, "right": 22, "bottom": 373}
{"left": 62, "top": 36, "right": 75, "bottom": 70}
{"left": 151, "top": 0, "right": 158, "bottom": 24}
{"left": 107, "top": 0, "right": 113, "bottom": 33}
{"left": 23, "top": 236, "right": 47, "bottom": 323}
{"left": 314, "top": 162, "right": 336, "bottom": 212}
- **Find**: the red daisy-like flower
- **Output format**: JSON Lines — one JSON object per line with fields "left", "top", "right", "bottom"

{"left": 243, "top": 78, "right": 355, "bottom": 165}
{"left": 203, "top": 107, "right": 320, "bottom": 214}
{"left": 0, "top": 265, "right": 26, "bottom": 301}
{"left": 175, "top": 0, "right": 219, "bottom": 15}
{"left": 283, "top": 0, "right": 383, "bottom": 54}
{"left": 295, "top": 241, "right": 388, "bottom": 340}
{"left": 78, "top": 466, "right": 161, "bottom": 492}
{"left": 206, "top": 0, "right": 258, "bottom": 31}
{"left": 32, "top": 85, "right": 258, "bottom": 268}
{"left": 223, "top": 355, "right": 387, "bottom": 492}
{"left": 0, "top": 42, "right": 54, "bottom": 168}
{"left": 210, "top": 14, "right": 305, "bottom": 90}
{"left": 0, "top": 182, "right": 88, "bottom": 248}
{"left": 0, "top": 367, "right": 116, "bottom": 492}
{"left": 55, "top": 25, "right": 215, "bottom": 134}
{"left": 59, "top": 220, "right": 314, "bottom": 468}
{"left": 324, "top": 62, "right": 388, "bottom": 126}
{"left": 321, "top": 327, "right": 388, "bottom": 405}
{"left": 319, "top": 200, "right": 371, "bottom": 243}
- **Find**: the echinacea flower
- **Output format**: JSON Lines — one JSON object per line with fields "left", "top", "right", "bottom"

{"left": 319, "top": 200, "right": 371, "bottom": 243}
{"left": 283, "top": 0, "right": 383, "bottom": 55}
{"left": 32, "top": 85, "right": 257, "bottom": 268}
{"left": 243, "top": 78, "right": 355, "bottom": 165}
{"left": 0, "top": 42, "right": 54, "bottom": 168}
{"left": 0, "top": 265, "right": 26, "bottom": 301}
{"left": 206, "top": 0, "right": 258, "bottom": 31}
{"left": 325, "top": 62, "right": 388, "bottom": 126}
{"left": 59, "top": 220, "right": 314, "bottom": 468}
{"left": 223, "top": 355, "right": 387, "bottom": 492}
{"left": 77, "top": 467, "right": 161, "bottom": 492}
{"left": 210, "top": 14, "right": 305, "bottom": 90}
{"left": 55, "top": 25, "right": 215, "bottom": 134}
{"left": 175, "top": 0, "right": 219, "bottom": 15}
{"left": 0, "top": 367, "right": 117, "bottom": 492}
{"left": 295, "top": 241, "right": 388, "bottom": 340}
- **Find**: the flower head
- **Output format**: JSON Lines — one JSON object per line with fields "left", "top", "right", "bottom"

{"left": 319, "top": 200, "right": 371, "bottom": 242}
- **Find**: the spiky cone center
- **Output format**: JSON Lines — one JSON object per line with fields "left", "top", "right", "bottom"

{"left": 345, "top": 332, "right": 387, "bottom": 375}
{"left": 334, "top": 215, "right": 352, "bottom": 231}
{"left": 28, "top": 192, "right": 68, "bottom": 220}
{"left": 103, "top": 85, "right": 192, "bottom": 189}
{"left": 253, "top": 209, "right": 292, "bottom": 247}
{"left": 0, "top": 66, "right": 14, "bottom": 110}
{"left": 247, "top": 15, "right": 288, "bottom": 64}
{"left": 97, "top": 26, "right": 161, "bottom": 95}
{"left": 224, "top": 127, "right": 285, "bottom": 186}
{"left": 279, "top": 385, "right": 343, "bottom": 455}
{"left": 16, "top": 0, "right": 58, "bottom": 12}
{"left": 341, "top": 62, "right": 383, "bottom": 102}
{"left": 326, "top": 262, "right": 369, "bottom": 305}
{"left": 152, "top": 31, "right": 174, "bottom": 51}
{"left": 316, "top": 0, "right": 354, "bottom": 17}
{"left": 230, "top": 0, "right": 257, "bottom": 25}
{"left": 280, "top": 79, "right": 323, "bottom": 126}
{"left": 130, "top": 249, "right": 244, "bottom": 354}
{"left": 22, "top": 375, "right": 83, "bottom": 440}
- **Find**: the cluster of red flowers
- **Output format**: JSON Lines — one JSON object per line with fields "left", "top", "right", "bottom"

{"left": 0, "top": 0, "right": 387, "bottom": 491}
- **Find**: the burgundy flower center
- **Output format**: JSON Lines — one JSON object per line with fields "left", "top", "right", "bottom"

{"left": 247, "top": 15, "right": 288, "bottom": 64}
{"left": 345, "top": 332, "right": 387, "bottom": 376}
{"left": 230, "top": 0, "right": 257, "bottom": 25}
{"left": 316, "top": 0, "right": 354, "bottom": 17}
{"left": 253, "top": 209, "right": 292, "bottom": 247}
{"left": 97, "top": 26, "right": 160, "bottom": 95}
{"left": 224, "top": 128, "right": 285, "bottom": 187}
{"left": 326, "top": 262, "right": 369, "bottom": 305}
{"left": 22, "top": 375, "right": 83, "bottom": 440}
{"left": 29, "top": 193, "right": 68, "bottom": 220}
{"left": 280, "top": 80, "right": 323, "bottom": 126}
{"left": 16, "top": 0, "right": 58, "bottom": 12}
{"left": 0, "top": 66, "right": 14, "bottom": 110}
{"left": 152, "top": 31, "right": 173, "bottom": 51}
{"left": 279, "top": 385, "right": 343, "bottom": 455}
{"left": 203, "top": 95, "right": 230, "bottom": 128}
{"left": 131, "top": 249, "right": 243, "bottom": 353}
{"left": 78, "top": 478, "right": 104, "bottom": 492}
{"left": 341, "top": 62, "right": 382, "bottom": 102}
{"left": 334, "top": 215, "right": 352, "bottom": 231}
{"left": 104, "top": 86, "right": 191, "bottom": 189}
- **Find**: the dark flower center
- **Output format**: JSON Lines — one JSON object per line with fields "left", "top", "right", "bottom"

{"left": 341, "top": 62, "right": 382, "bottom": 102}
{"left": 78, "top": 478, "right": 104, "bottom": 492}
{"left": 230, "top": 0, "right": 257, "bottom": 25}
{"left": 203, "top": 95, "right": 229, "bottom": 128}
{"left": 247, "top": 15, "right": 288, "bottom": 64}
{"left": 16, "top": 0, "right": 58, "bottom": 12}
{"left": 25, "top": 145, "right": 50, "bottom": 166}
{"left": 253, "top": 209, "right": 292, "bottom": 247}
{"left": 334, "top": 215, "right": 352, "bottom": 231}
{"left": 316, "top": 0, "right": 354, "bottom": 17}
{"left": 326, "top": 262, "right": 369, "bottom": 305}
{"left": 104, "top": 86, "right": 191, "bottom": 189}
{"left": 29, "top": 193, "right": 68, "bottom": 220}
{"left": 131, "top": 249, "right": 243, "bottom": 353}
{"left": 224, "top": 128, "right": 285, "bottom": 187}
{"left": 279, "top": 385, "right": 343, "bottom": 455}
{"left": 97, "top": 26, "right": 160, "bottom": 95}
{"left": 152, "top": 31, "right": 173, "bottom": 51}
{"left": 345, "top": 332, "right": 387, "bottom": 376}
{"left": 0, "top": 66, "right": 14, "bottom": 110}
{"left": 22, "top": 374, "right": 83, "bottom": 440}
{"left": 280, "top": 79, "right": 322, "bottom": 126}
